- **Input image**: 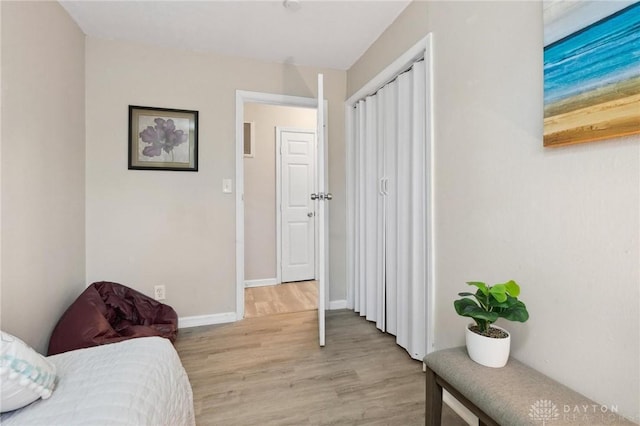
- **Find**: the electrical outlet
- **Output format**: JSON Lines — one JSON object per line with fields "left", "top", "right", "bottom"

{"left": 154, "top": 285, "right": 166, "bottom": 301}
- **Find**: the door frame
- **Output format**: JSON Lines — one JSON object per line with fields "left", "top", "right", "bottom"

{"left": 235, "top": 90, "right": 328, "bottom": 319}
{"left": 276, "top": 126, "right": 319, "bottom": 285}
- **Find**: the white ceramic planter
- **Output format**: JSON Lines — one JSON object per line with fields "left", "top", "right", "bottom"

{"left": 465, "top": 324, "right": 511, "bottom": 368}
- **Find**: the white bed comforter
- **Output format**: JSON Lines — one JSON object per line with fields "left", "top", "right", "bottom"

{"left": 1, "top": 337, "right": 195, "bottom": 426}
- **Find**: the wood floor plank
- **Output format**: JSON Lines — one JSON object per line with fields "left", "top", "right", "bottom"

{"left": 244, "top": 281, "right": 318, "bottom": 318}
{"left": 175, "top": 310, "right": 467, "bottom": 425}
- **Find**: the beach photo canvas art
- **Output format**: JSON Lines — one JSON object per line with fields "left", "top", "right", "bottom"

{"left": 543, "top": 1, "right": 640, "bottom": 147}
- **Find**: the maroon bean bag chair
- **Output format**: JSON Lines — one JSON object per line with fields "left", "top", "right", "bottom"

{"left": 48, "top": 281, "right": 178, "bottom": 355}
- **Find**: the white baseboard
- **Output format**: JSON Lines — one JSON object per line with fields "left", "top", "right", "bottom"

{"left": 443, "top": 390, "right": 478, "bottom": 426}
{"left": 178, "top": 312, "right": 237, "bottom": 329}
{"left": 328, "top": 299, "right": 347, "bottom": 310}
{"left": 244, "top": 278, "right": 278, "bottom": 288}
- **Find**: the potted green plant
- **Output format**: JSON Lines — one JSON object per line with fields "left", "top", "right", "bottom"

{"left": 454, "top": 280, "right": 529, "bottom": 368}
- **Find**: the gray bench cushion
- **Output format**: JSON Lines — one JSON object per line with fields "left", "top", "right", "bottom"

{"left": 424, "top": 347, "right": 635, "bottom": 425}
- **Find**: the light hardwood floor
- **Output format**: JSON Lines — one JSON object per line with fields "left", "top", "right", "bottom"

{"left": 175, "top": 309, "right": 466, "bottom": 425}
{"left": 244, "top": 281, "right": 318, "bottom": 318}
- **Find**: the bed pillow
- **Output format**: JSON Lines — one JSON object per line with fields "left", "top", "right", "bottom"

{"left": 0, "top": 331, "right": 57, "bottom": 413}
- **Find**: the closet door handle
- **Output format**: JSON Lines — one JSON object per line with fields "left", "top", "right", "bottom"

{"left": 380, "top": 178, "right": 389, "bottom": 195}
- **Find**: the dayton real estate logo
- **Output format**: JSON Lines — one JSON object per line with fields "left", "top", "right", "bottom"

{"left": 530, "top": 399, "right": 560, "bottom": 424}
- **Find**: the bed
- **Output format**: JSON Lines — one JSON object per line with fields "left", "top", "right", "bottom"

{"left": 1, "top": 336, "right": 195, "bottom": 426}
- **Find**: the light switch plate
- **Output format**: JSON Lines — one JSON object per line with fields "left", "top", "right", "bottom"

{"left": 223, "top": 178, "right": 233, "bottom": 193}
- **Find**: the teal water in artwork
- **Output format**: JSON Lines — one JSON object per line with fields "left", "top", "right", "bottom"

{"left": 544, "top": 2, "right": 640, "bottom": 105}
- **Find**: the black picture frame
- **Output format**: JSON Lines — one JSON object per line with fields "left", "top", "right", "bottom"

{"left": 128, "top": 105, "right": 198, "bottom": 171}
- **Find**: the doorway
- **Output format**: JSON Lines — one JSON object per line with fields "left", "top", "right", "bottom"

{"left": 243, "top": 105, "right": 317, "bottom": 286}
{"left": 235, "top": 90, "right": 325, "bottom": 322}
{"left": 242, "top": 103, "right": 318, "bottom": 318}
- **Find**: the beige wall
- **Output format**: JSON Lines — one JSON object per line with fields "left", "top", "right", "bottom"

{"left": 85, "top": 37, "right": 347, "bottom": 317}
{"left": 347, "top": 0, "right": 428, "bottom": 98}
{"left": 1, "top": 1, "right": 86, "bottom": 353}
{"left": 349, "top": 1, "right": 639, "bottom": 421}
{"left": 244, "top": 103, "right": 317, "bottom": 282}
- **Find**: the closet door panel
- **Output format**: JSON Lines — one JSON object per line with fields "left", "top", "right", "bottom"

{"left": 383, "top": 81, "right": 399, "bottom": 336}
{"left": 375, "top": 89, "right": 387, "bottom": 331}
{"left": 364, "top": 96, "right": 379, "bottom": 322}
{"left": 394, "top": 62, "right": 427, "bottom": 359}
{"left": 355, "top": 102, "right": 366, "bottom": 314}
{"left": 351, "top": 106, "right": 360, "bottom": 311}
{"left": 395, "top": 71, "right": 412, "bottom": 352}
{"left": 407, "top": 60, "right": 427, "bottom": 359}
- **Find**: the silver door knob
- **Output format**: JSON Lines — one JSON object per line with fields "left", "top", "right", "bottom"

{"left": 325, "top": 193, "right": 333, "bottom": 200}
{"left": 310, "top": 193, "right": 319, "bottom": 200}
{"left": 307, "top": 212, "right": 314, "bottom": 217}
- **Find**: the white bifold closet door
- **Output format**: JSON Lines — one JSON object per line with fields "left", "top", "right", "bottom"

{"left": 351, "top": 60, "right": 427, "bottom": 361}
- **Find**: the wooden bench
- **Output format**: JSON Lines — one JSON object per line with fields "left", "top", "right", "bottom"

{"left": 424, "top": 347, "right": 636, "bottom": 425}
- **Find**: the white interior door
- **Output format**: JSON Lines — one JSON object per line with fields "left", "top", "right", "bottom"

{"left": 281, "top": 128, "right": 316, "bottom": 283}
{"left": 316, "top": 74, "right": 327, "bottom": 347}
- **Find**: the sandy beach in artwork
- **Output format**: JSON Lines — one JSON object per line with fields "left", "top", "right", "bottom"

{"left": 543, "top": 2, "right": 639, "bottom": 147}
{"left": 543, "top": 76, "right": 640, "bottom": 147}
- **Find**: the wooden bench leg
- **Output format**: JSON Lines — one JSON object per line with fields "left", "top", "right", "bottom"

{"left": 425, "top": 366, "right": 443, "bottom": 426}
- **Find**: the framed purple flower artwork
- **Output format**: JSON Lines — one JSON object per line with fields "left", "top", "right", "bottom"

{"left": 128, "top": 105, "right": 198, "bottom": 171}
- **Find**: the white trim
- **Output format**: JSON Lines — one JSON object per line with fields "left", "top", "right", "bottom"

{"left": 344, "top": 34, "right": 436, "bottom": 354}
{"left": 178, "top": 312, "right": 237, "bottom": 329}
{"left": 424, "top": 35, "right": 437, "bottom": 355}
{"left": 328, "top": 299, "right": 347, "bottom": 310}
{"left": 443, "top": 390, "right": 478, "bottom": 426}
{"left": 244, "top": 278, "right": 279, "bottom": 288}
{"left": 235, "top": 91, "right": 246, "bottom": 319}
{"left": 276, "top": 127, "right": 282, "bottom": 286}
{"left": 236, "top": 90, "right": 323, "bottom": 322}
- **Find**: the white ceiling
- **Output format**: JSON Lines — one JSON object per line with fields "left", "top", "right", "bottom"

{"left": 59, "top": 0, "right": 411, "bottom": 70}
